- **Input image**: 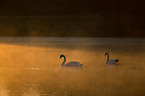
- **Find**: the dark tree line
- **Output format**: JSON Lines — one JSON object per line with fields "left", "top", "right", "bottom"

{"left": 0, "top": 0, "right": 144, "bottom": 15}
{"left": 0, "top": 15, "right": 144, "bottom": 37}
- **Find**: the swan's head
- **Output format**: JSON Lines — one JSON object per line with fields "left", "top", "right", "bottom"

{"left": 105, "top": 52, "right": 109, "bottom": 56}
{"left": 60, "top": 54, "right": 65, "bottom": 59}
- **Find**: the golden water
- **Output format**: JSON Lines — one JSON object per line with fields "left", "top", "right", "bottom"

{"left": 0, "top": 37, "right": 145, "bottom": 96}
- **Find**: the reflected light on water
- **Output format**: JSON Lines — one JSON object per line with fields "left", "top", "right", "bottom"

{"left": 0, "top": 38, "right": 145, "bottom": 96}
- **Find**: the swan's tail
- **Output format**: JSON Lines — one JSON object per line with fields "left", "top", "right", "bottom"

{"left": 115, "top": 59, "right": 119, "bottom": 62}
{"left": 80, "top": 64, "right": 84, "bottom": 66}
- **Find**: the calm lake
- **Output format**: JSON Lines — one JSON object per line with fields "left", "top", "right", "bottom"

{"left": 0, "top": 37, "right": 145, "bottom": 96}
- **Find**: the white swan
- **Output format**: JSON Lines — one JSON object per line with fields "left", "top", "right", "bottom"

{"left": 105, "top": 52, "right": 119, "bottom": 64}
{"left": 59, "top": 54, "right": 83, "bottom": 67}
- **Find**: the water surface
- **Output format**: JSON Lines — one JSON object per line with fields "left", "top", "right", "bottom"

{"left": 0, "top": 37, "right": 145, "bottom": 96}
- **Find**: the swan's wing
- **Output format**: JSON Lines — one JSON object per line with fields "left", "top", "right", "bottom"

{"left": 69, "top": 61, "right": 80, "bottom": 63}
{"left": 65, "top": 61, "right": 82, "bottom": 66}
{"left": 108, "top": 59, "right": 116, "bottom": 64}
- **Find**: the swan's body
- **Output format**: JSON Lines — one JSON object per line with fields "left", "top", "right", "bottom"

{"left": 60, "top": 54, "right": 83, "bottom": 67}
{"left": 105, "top": 52, "right": 119, "bottom": 64}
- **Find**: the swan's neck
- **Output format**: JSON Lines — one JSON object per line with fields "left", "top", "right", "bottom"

{"left": 106, "top": 54, "right": 109, "bottom": 63}
{"left": 61, "top": 56, "right": 66, "bottom": 66}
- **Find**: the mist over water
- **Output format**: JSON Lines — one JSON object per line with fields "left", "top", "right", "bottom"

{"left": 0, "top": 37, "right": 145, "bottom": 96}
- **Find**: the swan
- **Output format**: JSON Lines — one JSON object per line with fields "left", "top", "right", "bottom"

{"left": 59, "top": 54, "right": 83, "bottom": 67}
{"left": 105, "top": 52, "right": 119, "bottom": 64}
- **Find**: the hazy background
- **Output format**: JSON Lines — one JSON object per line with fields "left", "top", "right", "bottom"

{"left": 0, "top": 1, "right": 145, "bottom": 95}
{"left": 0, "top": 0, "right": 145, "bottom": 37}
